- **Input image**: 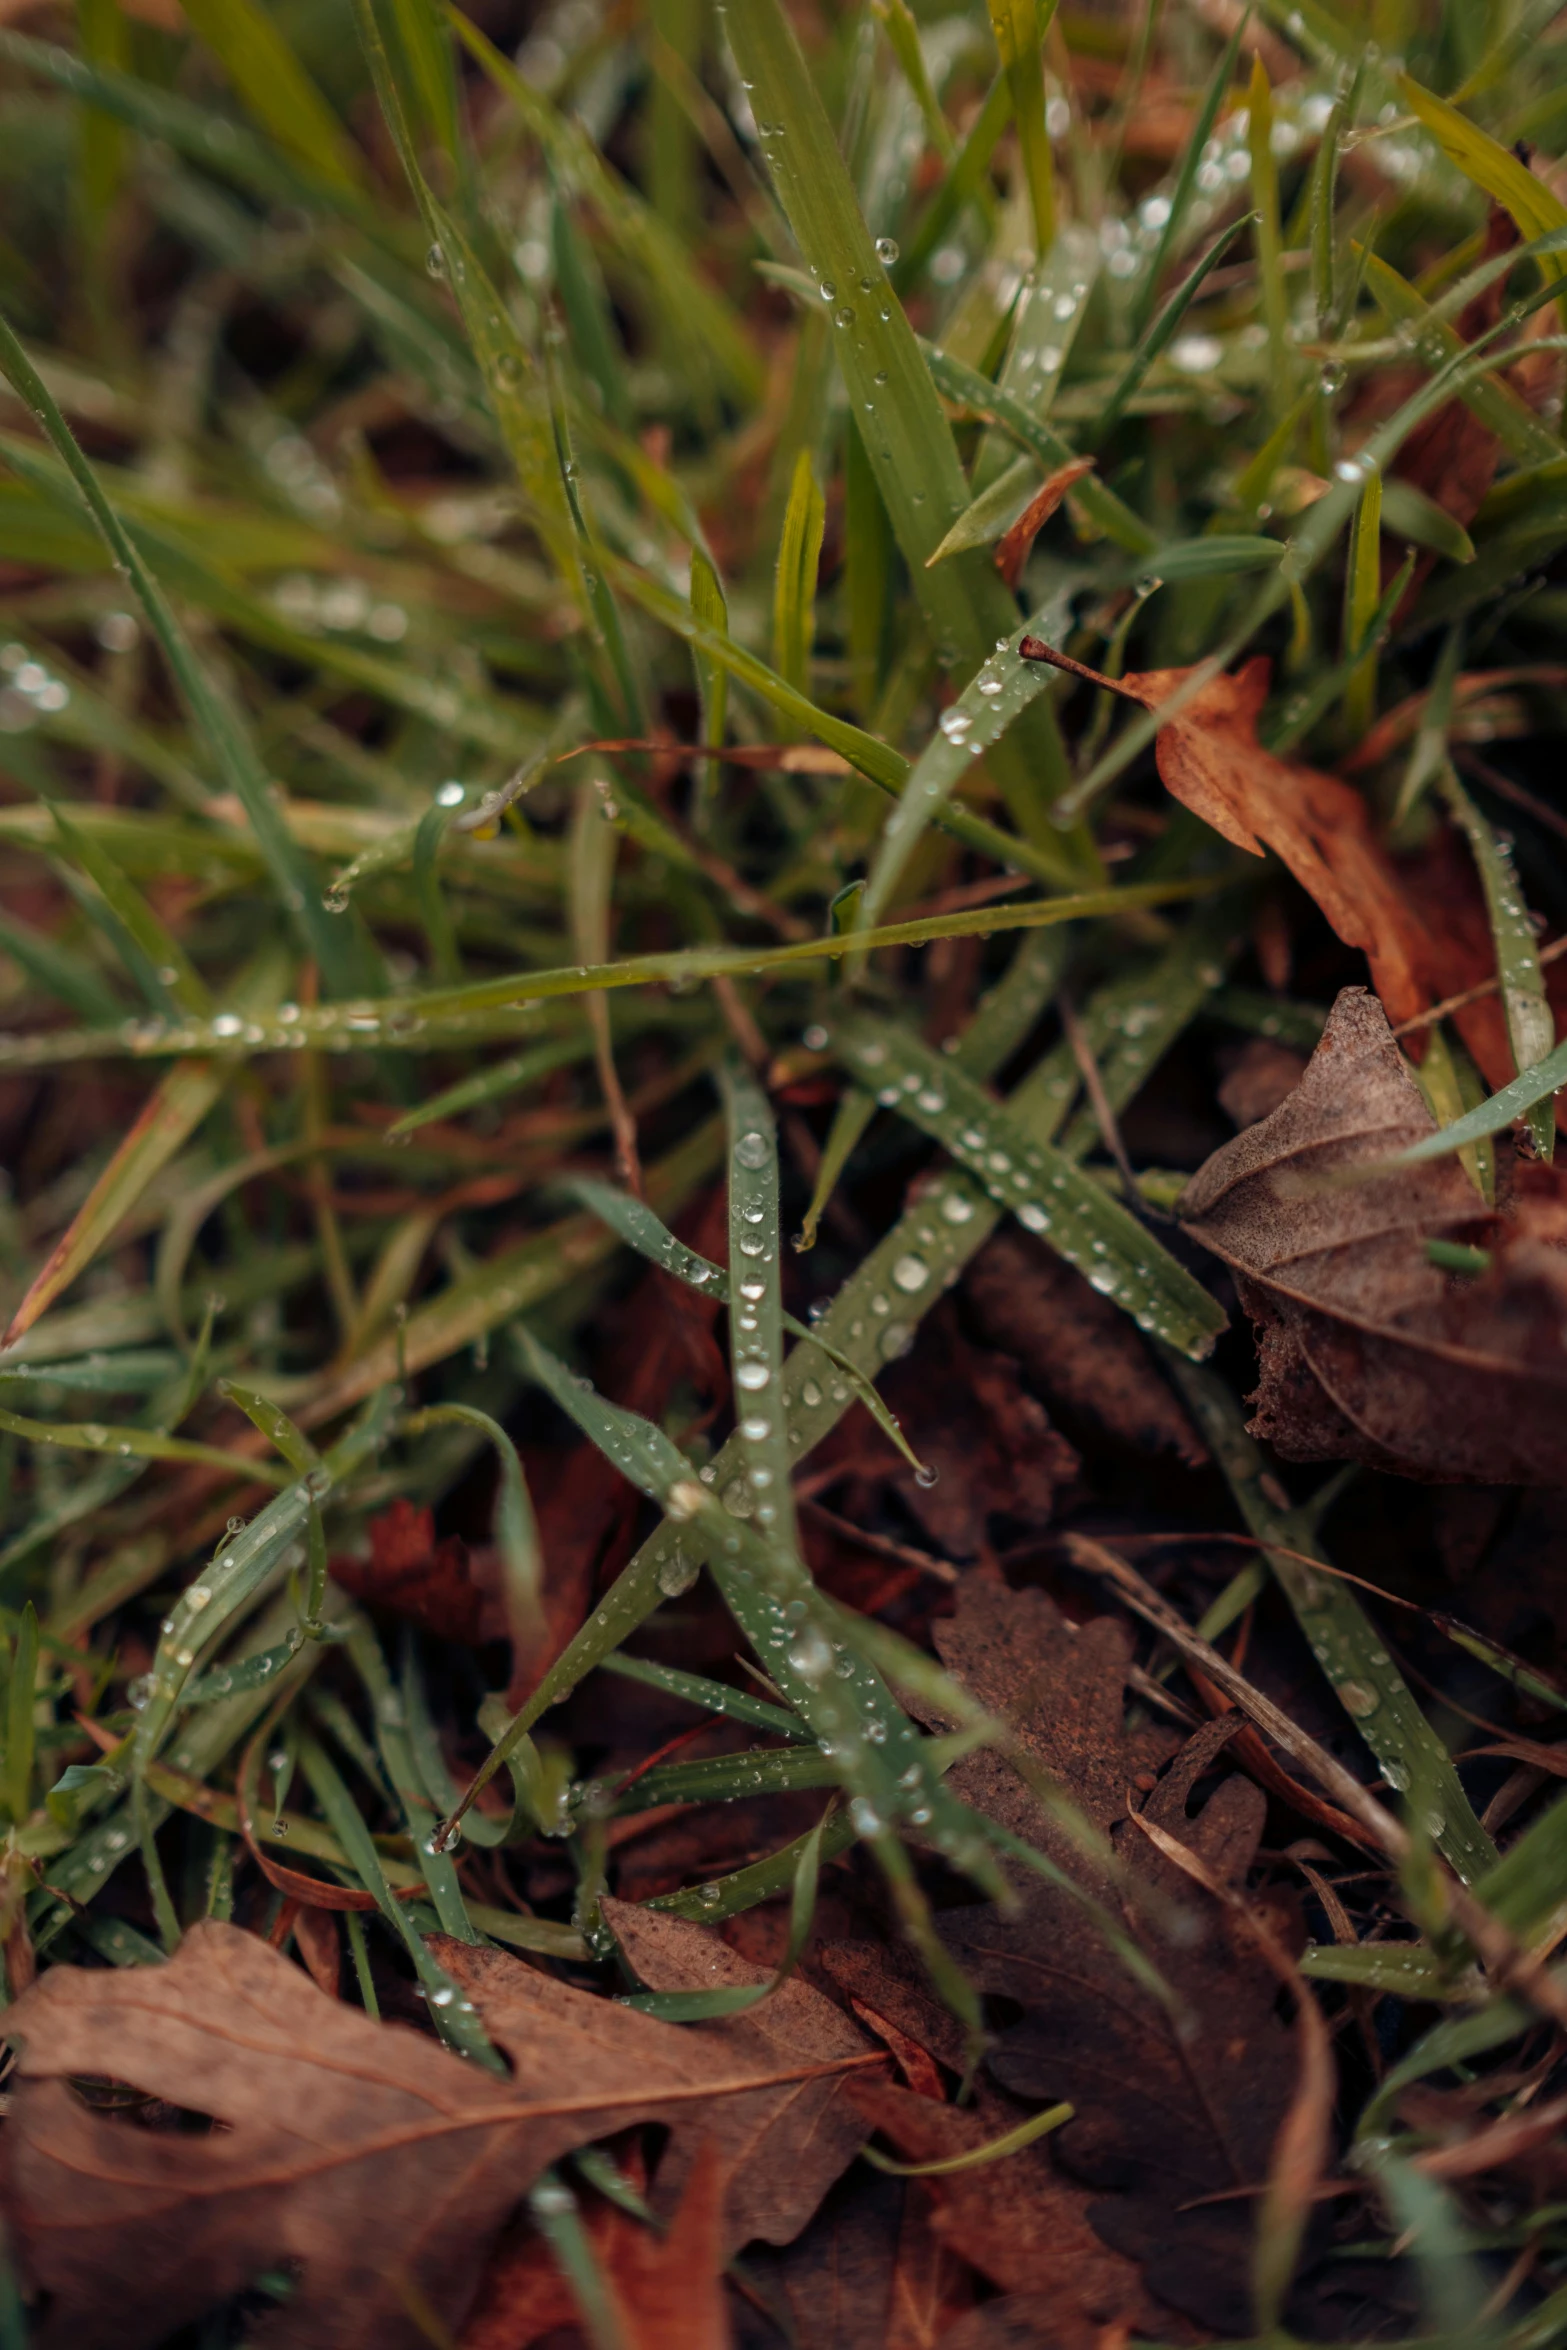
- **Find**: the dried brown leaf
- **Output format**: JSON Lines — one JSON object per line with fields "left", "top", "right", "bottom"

{"left": 1019, "top": 641, "right": 1440, "bottom": 1029}
{"left": 1179, "top": 986, "right": 1567, "bottom": 1481}
{"left": 992, "top": 459, "right": 1096, "bottom": 591}
{"left": 847, "top": 2078, "right": 1167, "bottom": 2350}
{"left": 594, "top": 1898, "right": 876, "bottom": 2252}
{"left": 0, "top": 1920, "right": 874, "bottom": 2350}
{"left": 884, "top": 1579, "right": 1304, "bottom": 2333}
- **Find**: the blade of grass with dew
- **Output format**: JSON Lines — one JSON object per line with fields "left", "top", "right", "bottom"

{"left": 1438, "top": 768, "right": 1555, "bottom": 1159}
{"left": 857, "top": 599, "right": 1093, "bottom": 928}
{"left": 1358, "top": 249, "right": 1563, "bottom": 468}
{"left": 1130, "top": 11, "right": 1246, "bottom": 341}
{"left": 921, "top": 340, "right": 1158, "bottom": 557}
{"left": 128, "top": 1391, "right": 398, "bottom": 1782}
{"left": 832, "top": 1012, "right": 1227, "bottom": 1360}
{"left": 0, "top": 372, "right": 372, "bottom": 998}
{"left": 721, "top": 0, "right": 1079, "bottom": 856}
{"left": 350, "top": 0, "right": 581, "bottom": 597}
{"left": 0, "top": 878, "right": 1222, "bottom": 1072}
{"left": 448, "top": 4, "right": 762, "bottom": 408}
{"left": 563, "top": 1174, "right": 929, "bottom": 1477}
{"left": 1169, "top": 1361, "right": 1497, "bottom": 1885}
{"left": 618, "top": 1803, "right": 833, "bottom": 2020}
{"left": 436, "top": 918, "right": 1229, "bottom": 1876}
{"left": 506, "top": 1324, "right": 1002, "bottom": 1933}
{"left": 341, "top": 1616, "right": 482, "bottom": 1945}
{"left": 1413, "top": 1021, "right": 1494, "bottom": 1204}
{"left": 872, "top": 0, "right": 955, "bottom": 163}
{"left": 1387, "top": 1033, "right": 1567, "bottom": 1169}
{"left": 298, "top": 1730, "right": 502, "bottom": 2068}
{"left": 599, "top": 1652, "right": 812, "bottom": 1743}
{"left": 1091, "top": 211, "right": 1254, "bottom": 451}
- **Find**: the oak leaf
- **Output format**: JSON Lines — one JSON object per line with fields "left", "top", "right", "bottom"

{"left": 1179, "top": 986, "right": 1567, "bottom": 1482}
{"left": 879, "top": 1578, "right": 1304, "bottom": 2333}
{"left": 594, "top": 1898, "right": 876, "bottom": 2253}
{"left": 0, "top": 1919, "right": 874, "bottom": 2350}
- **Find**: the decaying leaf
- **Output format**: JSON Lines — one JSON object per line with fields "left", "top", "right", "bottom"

{"left": 847, "top": 2077, "right": 1167, "bottom": 2350}
{"left": 1180, "top": 987, "right": 1567, "bottom": 1482}
{"left": 331, "top": 1496, "right": 506, "bottom": 1646}
{"left": 596, "top": 1898, "right": 875, "bottom": 2251}
{"left": 464, "top": 2141, "right": 731, "bottom": 2350}
{"left": 888, "top": 1578, "right": 1304, "bottom": 2333}
{"left": 963, "top": 1228, "right": 1206, "bottom": 1464}
{"left": 0, "top": 1919, "right": 877, "bottom": 2349}
{"left": 1018, "top": 640, "right": 1440, "bottom": 1030}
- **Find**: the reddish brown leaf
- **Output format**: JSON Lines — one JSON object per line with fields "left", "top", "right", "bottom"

{"left": 848, "top": 2079, "right": 1168, "bottom": 2350}
{"left": 1019, "top": 640, "right": 1440, "bottom": 1029}
{"left": 0, "top": 1921, "right": 875, "bottom": 2350}
{"left": 1179, "top": 986, "right": 1567, "bottom": 1481}
{"left": 992, "top": 458, "right": 1096, "bottom": 590}
{"left": 594, "top": 1899, "right": 876, "bottom": 2252}
{"left": 330, "top": 1497, "right": 504, "bottom": 1647}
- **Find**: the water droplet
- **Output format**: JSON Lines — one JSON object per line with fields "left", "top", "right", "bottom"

{"left": 735, "top": 1360, "right": 771, "bottom": 1392}
{"left": 940, "top": 1191, "right": 975, "bottom": 1224}
{"left": 658, "top": 1547, "right": 699, "bottom": 1596}
{"left": 891, "top": 1253, "right": 929, "bottom": 1294}
{"left": 914, "top": 1463, "right": 939, "bottom": 1489}
{"left": 734, "top": 1131, "right": 769, "bottom": 1169}
{"left": 849, "top": 1796, "right": 883, "bottom": 1836}
{"left": 1340, "top": 1680, "right": 1379, "bottom": 1718}
{"left": 666, "top": 1478, "right": 705, "bottom": 1522}
{"left": 788, "top": 1626, "right": 834, "bottom": 1682}
{"left": 426, "top": 242, "right": 446, "bottom": 277}
{"left": 875, "top": 236, "right": 899, "bottom": 265}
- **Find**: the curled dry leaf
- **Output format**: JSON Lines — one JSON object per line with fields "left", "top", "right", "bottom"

{"left": 0, "top": 1919, "right": 877, "bottom": 2350}
{"left": 1179, "top": 987, "right": 1567, "bottom": 1482}
{"left": 992, "top": 458, "right": 1096, "bottom": 591}
{"left": 1019, "top": 640, "right": 1444, "bottom": 1035}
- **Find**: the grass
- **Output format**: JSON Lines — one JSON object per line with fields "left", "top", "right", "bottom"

{"left": 1, "top": 0, "right": 1567, "bottom": 2339}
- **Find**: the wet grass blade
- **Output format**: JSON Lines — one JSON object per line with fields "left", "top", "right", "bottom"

{"left": 1439, "top": 771, "right": 1555, "bottom": 1159}
{"left": 1387, "top": 1033, "right": 1567, "bottom": 1170}
{"left": 832, "top": 1011, "right": 1227, "bottom": 1360}
{"left": 986, "top": 0, "right": 1054, "bottom": 255}
{"left": 0, "top": 332, "right": 369, "bottom": 996}
{"left": 1172, "top": 1362, "right": 1497, "bottom": 1887}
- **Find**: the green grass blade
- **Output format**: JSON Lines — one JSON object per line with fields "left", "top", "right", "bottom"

{"left": 1130, "top": 11, "right": 1245, "bottom": 340}
{"left": 1439, "top": 772, "right": 1555, "bottom": 1159}
{"left": 833, "top": 1011, "right": 1227, "bottom": 1359}
{"left": 601, "top": 1652, "right": 810, "bottom": 1742}
{"left": 4, "top": 1602, "right": 38, "bottom": 1824}
{"left": 1171, "top": 1363, "right": 1497, "bottom": 1886}
{"left": 772, "top": 450, "right": 826, "bottom": 704}
{"left": 0, "top": 336, "right": 368, "bottom": 995}
{"left": 986, "top": 0, "right": 1054, "bottom": 256}
{"left": 179, "top": 0, "right": 367, "bottom": 191}
{"left": 1091, "top": 211, "right": 1253, "bottom": 450}
{"left": 722, "top": 1063, "right": 797, "bottom": 1553}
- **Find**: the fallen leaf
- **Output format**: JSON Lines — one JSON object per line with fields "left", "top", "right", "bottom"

{"left": 732, "top": 2169, "right": 905, "bottom": 2350}
{"left": 1018, "top": 640, "right": 1438, "bottom": 1031}
{"left": 893, "top": 1578, "right": 1305, "bottom": 2333}
{"left": 824, "top": 1299, "right": 1080, "bottom": 1565}
{"left": 464, "top": 2141, "right": 731, "bottom": 2350}
{"left": 1179, "top": 986, "right": 1567, "bottom": 1481}
{"left": 595, "top": 1898, "right": 876, "bottom": 2250}
{"left": 330, "top": 1496, "right": 506, "bottom": 1647}
{"left": 963, "top": 1229, "right": 1206, "bottom": 1464}
{"left": 0, "top": 1919, "right": 873, "bottom": 2350}
{"left": 1217, "top": 1037, "right": 1312, "bottom": 1131}
{"left": 847, "top": 2078, "right": 1168, "bottom": 2350}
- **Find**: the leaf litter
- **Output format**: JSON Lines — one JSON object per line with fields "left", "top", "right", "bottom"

{"left": 2, "top": 3, "right": 1567, "bottom": 2347}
